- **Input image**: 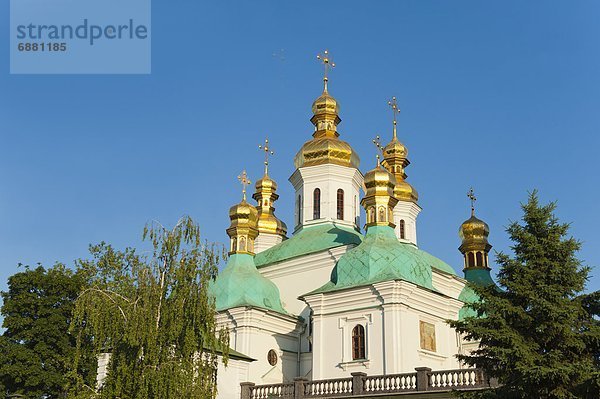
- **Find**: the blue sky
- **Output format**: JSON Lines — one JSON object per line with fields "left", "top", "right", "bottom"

{"left": 1, "top": 0, "right": 599, "bottom": 312}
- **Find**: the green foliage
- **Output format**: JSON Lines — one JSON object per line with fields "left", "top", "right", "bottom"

{"left": 450, "top": 192, "right": 600, "bottom": 399}
{"left": 0, "top": 264, "right": 94, "bottom": 399}
{"left": 68, "top": 216, "right": 228, "bottom": 399}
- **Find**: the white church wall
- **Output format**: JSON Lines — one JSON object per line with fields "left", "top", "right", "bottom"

{"left": 303, "top": 280, "right": 465, "bottom": 380}
{"left": 216, "top": 356, "right": 250, "bottom": 399}
{"left": 216, "top": 307, "right": 304, "bottom": 384}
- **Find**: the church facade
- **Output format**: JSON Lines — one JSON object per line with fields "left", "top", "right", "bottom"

{"left": 209, "top": 52, "right": 495, "bottom": 399}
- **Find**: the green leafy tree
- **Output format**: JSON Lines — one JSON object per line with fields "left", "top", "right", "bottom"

{"left": 450, "top": 192, "right": 600, "bottom": 399}
{"left": 68, "top": 217, "right": 228, "bottom": 399}
{"left": 0, "top": 264, "right": 95, "bottom": 399}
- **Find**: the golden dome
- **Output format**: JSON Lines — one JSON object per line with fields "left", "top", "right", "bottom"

{"left": 228, "top": 199, "right": 258, "bottom": 229}
{"left": 364, "top": 165, "right": 397, "bottom": 195}
{"left": 295, "top": 85, "right": 359, "bottom": 169}
{"left": 361, "top": 164, "right": 399, "bottom": 228}
{"left": 459, "top": 215, "right": 489, "bottom": 240}
{"left": 255, "top": 175, "right": 277, "bottom": 191}
{"left": 252, "top": 175, "right": 287, "bottom": 237}
{"left": 311, "top": 91, "right": 340, "bottom": 121}
{"left": 226, "top": 199, "right": 259, "bottom": 255}
{"left": 394, "top": 180, "right": 419, "bottom": 202}
{"left": 383, "top": 137, "right": 408, "bottom": 158}
{"left": 381, "top": 136, "right": 418, "bottom": 203}
{"left": 459, "top": 214, "right": 491, "bottom": 253}
{"left": 294, "top": 137, "right": 359, "bottom": 169}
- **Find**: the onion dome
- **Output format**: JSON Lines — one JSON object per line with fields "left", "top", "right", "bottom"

{"left": 361, "top": 163, "right": 398, "bottom": 228}
{"left": 252, "top": 175, "right": 287, "bottom": 237}
{"left": 381, "top": 98, "right": 419, "bottom": 203}
{"left": 209, "top": 253, "right": 287, "bottom": 314}
{"left": 311, "top": 89, "right": 340, "bottom": 127}
{"left": 459, "top": 215, "right": 490, "bottom": 252}
{"left": 294, "top": 80, "right": 360, "bottom": 169}
{"left": 226, "top": 199, "right": 259, "bottom": 255}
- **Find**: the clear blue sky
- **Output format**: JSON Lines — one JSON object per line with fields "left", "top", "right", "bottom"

{"left": 1, "top": 0, "right": 599, "bottom": 310}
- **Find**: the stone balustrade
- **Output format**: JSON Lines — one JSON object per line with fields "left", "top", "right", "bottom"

{"left": 240, "top": 367, "right": 496, "bottom": 399}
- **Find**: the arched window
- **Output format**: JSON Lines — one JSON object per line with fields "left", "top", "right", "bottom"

{"left": 378, "top": 206, "right": 386, "bottom": 222}
{"left": 368, "top": 207, "right": 375, "bottom": 224}
{"left": 313, "top": 188, "right": 321, "bottom": 219}
{"left": 399, "top": 219, "right": 406, "bottom": 239}
{"left": 476, "top": 252, "right": 483, "bottom": 268}
{"left": 352, "top": 325, "right": 366, "bottom": 360}
{"left": 231, "top": 238, "right": 237, "bottom": 252}
{"left": 337, "top": 189, "right": 344, "bottom": 219}
{"left": 467, "top": 252, "right": 475, "bottom": 268}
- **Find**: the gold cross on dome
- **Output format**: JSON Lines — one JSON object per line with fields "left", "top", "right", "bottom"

{"left": 258, "top": 137, "right": 274, "bottom": 176}
{"left": 388, "top": 96, "right": 401, "bottom": 139}
{"left": 238, "top": 170, "right": 251, "bottom": 201}
{"left": 316, "top": 49, "right": 336, "bottom": 91}
{"left": 467, "top": 187, "right": 477, "bottom": 216}
{"left": 372, "top": 135, "right": 384, "bottom": 166}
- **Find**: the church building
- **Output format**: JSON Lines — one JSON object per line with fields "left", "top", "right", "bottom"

{"left": 209, "top": 51, "right": 495, "bottom": 398}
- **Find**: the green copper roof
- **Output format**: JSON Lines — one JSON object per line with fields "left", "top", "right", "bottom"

{"left": 309, "top": 226, "right": 439, "bottom": 294}
{"left": 464, "top": 268, "right": 495, "bottom": 286}
{"left": 458, "top": 268, "right": 496, "bottom": 320}
{"left": 255, "top": 223, "right": 363, "bottom": 268}
{"left": 417, "top": 248, "right": 457, "bottom": 276}
{"left": 209, "top": 254, "right": 287, "bottom": 314}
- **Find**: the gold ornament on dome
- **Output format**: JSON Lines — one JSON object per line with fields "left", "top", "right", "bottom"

{"left": 294, "top": 50, "right": 360, "bottom": 170}
{"left": 237, "top": 169, "right": 251, "bottom": 201}
{"left": 316, "top": 49, "right": 335, "bottom": 92}
{"left": 459, "top": 188, "right": 492, "bottom": 256}
{"left": 227, "top": 170, "right": 259, "bottom": 255}
{"left": 467, "top": 187, "right": 477, "bottom": 216}
{"left": 388, "top": 96, "right": 401, "bottom": 139}
{"left": 253, "top": 139, "right": 287, "bottom": 237}
{"left": 258, "top": 137, "right": 274, "bottom": 176}
{"left": 380, "top": 96, "right": 418, "bottom": 203}
{"left": 360, "top": 136, "right": 399, "bottom": 228}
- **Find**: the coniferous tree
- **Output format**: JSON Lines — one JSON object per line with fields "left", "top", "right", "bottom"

{"left": 0, "top": 264, "right": 95, "bottom": 399}
{"left": 450, "top": 192, "right": 600, "bottom": 399}
{"left": 68, "top": 217, "right": 229, "bottom": 399}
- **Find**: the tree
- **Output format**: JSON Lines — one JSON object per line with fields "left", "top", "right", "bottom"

{"left": 0, "top": 264, "right": 95, "bottom": 399}
{"left": 450, "top": 192, "right": 600, "bottom": 399}
{"left": 68, "top": 217, "right": 229, "bottom": 399}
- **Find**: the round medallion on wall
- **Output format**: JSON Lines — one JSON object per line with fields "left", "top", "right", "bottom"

{"left": 267, "top": 349, "right": 278, "bottom": 366}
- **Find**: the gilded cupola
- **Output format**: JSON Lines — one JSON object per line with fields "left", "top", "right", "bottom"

{"left": 459, "top": 188, "right": 492, "bottom": 270}
{"left": 380, "top": 97, "right": 418, "bottom": 203}
{"left": 361, "top": 152, "right": 399, "bottom": 229}
{"left": 253, "top": 138, "right": 287, "bottom": 239}
{"left": 294, "top": 50, "right": 360, "bottom": 169}
{"left": 226, "top": 170, "right": 259, "bottom": 255}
